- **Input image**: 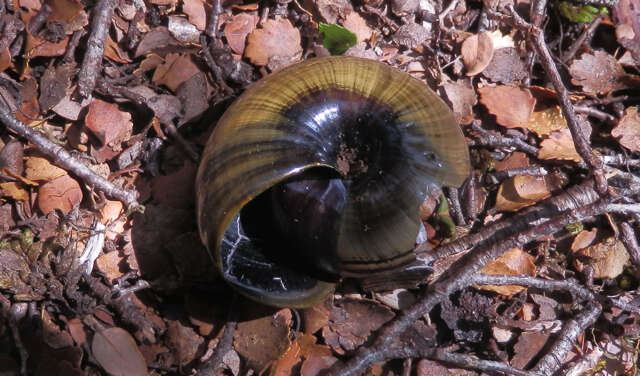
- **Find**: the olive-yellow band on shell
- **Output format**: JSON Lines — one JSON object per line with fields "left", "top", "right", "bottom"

{"left": 196, "top": 56, "right": 470, "bottom": 308}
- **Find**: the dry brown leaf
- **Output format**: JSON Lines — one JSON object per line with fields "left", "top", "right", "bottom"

{"left": 224, "top": 13, "right": 259, "bottom": 55}
{"left": 0, "top": 140, "right": 24, "bottom": 175}
{"left": 24, "top": 156, "right": 67, "bottom": 182}
{"left": 25, "top": 34, "right": 69, "bottom": 58}
{"left": 306, "top": 0, "right": 353, "bottom": 23}
{"left": 478, "top": 86, "right": 536, "bottom": 128}
{"left": 478, "top": 248, "right": 536, "bottom": 296}
{"left": 526, "top": 106, "right": 567, "bottom": 137}
{"left": 461, "top": 32, "right": 494, "bottom": 76}
{"left": 303, "top": 299, "right": 332, "bottom": 335}
{"left": 105, "top": 36, "right": 131, "bottom": 63}
{"left": 482, "top": 47, "right": 527, "bottom": 85}
{"left": 150, "top": 161, "right": 197, "bottom": 208}
{"left": 538, "top": 128, "right": 583, "bottom": 162}
{"left": 182, "top": 0, "right": 207, "bottom": 31}
{"left": 511, "top": 332, "right": 549, "bottom": 369}
{"left": 134, "top": 27, "right": 180, "bottom": 58}
{"left": 272, "top": 333, "right": 336, "bottom": 376}
{"left": 46, "top": 0, "right": 83, "bottom": 22}
{"left": 341, "top": 11, "right": 372, "bottom": 43}
{"left": 569, "top": 51, "right": 627, "bottom": 95}
{"left": 85, "top": 99, "right": 133, "bottom": 146}
{"left": 245, "top": 19, "right": 301, "bottom": 66}
{"left": 573, "top": 237, "right": 630, "bottom": 279}
{"left": 92, "top": 327, "right": 147, "bottom": 376}
{"left": 571, "top": 228, "right": 598, "bottom": 251}
{"left": 101, "top": 200, "right": 125, "bottom": 239}
{"left": 322, "top": 299, "right": 394, "bottom": 354}
{"left": 37, "top": 175, "right": 82, "bottom": 214}
{"left": 494, "top": 175, "right": 550, "bottom": 212}
{"left": 152, "top": 53, "right": 201, "bottom": 92}
{"left": 417, "top": 359, "right": 476, "bottom": 376}
{"left": 0, "top": 47, "right": 11, "bottom": 72}
{"left": 494, "top": 152, "right": 529, "bottom": 171}
{"left": 611, "top": 106, "right": 640, "bottom": 152}
{"left": 165, "top": 320, "right": 204, "bottom": 365}
{"left": 441, "top": 78, "right": 477, "bottom": 125}
{"left": 67, "top": 318, "right": 87, "bottom": 346}
{"left": 233, "top": 309, "right": 292, "bottom": 370}
{"left": 0, "top": 182, "right": 28, "bottom": 201}
{"left": 95, "top": 251, "right": 124, "bottom": 283}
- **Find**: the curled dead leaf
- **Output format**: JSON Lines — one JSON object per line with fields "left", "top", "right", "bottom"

{"left": 478, "top": 86, "right": 536, "bottom": 128}
{"left": 494, "top": 175, "right": 550, "bottom": 212}
{"left": 478, "top": 248, "right": 536, "bottom": 296}
{"left": 573, "top": 237, "right": 629, "bottom": 279}
{"left": 611, "top": 107, "right": 640, "bottom": 152}
{"left": 461, "top": 32, "right": 494, "bottom": 76}
{"left": 37, "top": 175, "right": 82, "bottom": 214}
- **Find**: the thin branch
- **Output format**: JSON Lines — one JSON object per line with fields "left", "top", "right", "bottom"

{"left": 325, "top": 198, "right": 612, "bottom": 375}
{"left": 468, "top": 121, "right": 539, "bottom": 156}
{"left": 531, "top": 302, "right": 601, "bottom": 376}
{"left": 487, "top": 6, "right": 607, "bottom": 193}
{"left": 77, "top": 0, "right": 116, "bottom": 98}
{"left": 0, "top": 106, "right": 140, "bottom": 209}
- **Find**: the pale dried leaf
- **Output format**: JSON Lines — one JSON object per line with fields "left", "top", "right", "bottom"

{"left": 573, "top": 237, "right": 630, "bottom": 279}
{"left": 224, "top": 13, "right": 259, "bottom": 55}
{"left": 478, "top": 86, "right": 536, "bottom": 128}
{"left": 494, "top": 175, "right": 550, "bottom": 212}
{"left": 245, "top": 19, "right": 301, "bottom": 66}
{"left": 611, "top": 106, "right": 640, "bottom": 152}
{"left": 37, "top": 175, "right": 82, "bottom": 214}
{"left": 461, "top": 32, "right": 494, "bottom": 76}
{"left": 526, "top": 106, "right": 567, "bottom": 137}
{"left": 92, "top": 327, "right": 147, "bottom": 376}
{"left": 478, "top": 248, "right": 536, "bottom": 296}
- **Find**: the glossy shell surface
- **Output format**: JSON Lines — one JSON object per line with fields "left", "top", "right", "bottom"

{"left": 196, "top": 56, "right": 470, "bottom": 307}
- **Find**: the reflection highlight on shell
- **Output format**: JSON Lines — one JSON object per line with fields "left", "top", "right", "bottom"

{"left": 196, "top": 56, "right": 470, "bottom": 308}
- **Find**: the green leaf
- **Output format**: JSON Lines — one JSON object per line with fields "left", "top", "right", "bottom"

{"left": 557, "top": 1, "right": 608, "bottom": 23}
{"left": 436, "top": 194, "right": 456, "bottom": 238}
{"left": 318, "top": 23, "right": 357, "bottom": 55}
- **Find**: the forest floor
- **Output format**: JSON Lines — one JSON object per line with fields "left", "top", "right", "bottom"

{"left": 0, "top": 0, "right": 640, "bottom": 374}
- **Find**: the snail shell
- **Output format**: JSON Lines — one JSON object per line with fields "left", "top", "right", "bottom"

{"left": 196, "top": 56, "right": 470, "bottom": 307}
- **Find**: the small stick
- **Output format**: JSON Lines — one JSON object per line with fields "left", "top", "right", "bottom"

{"left": 487, "top": 5, "right": 607, "bottom": 193}
{"left": 0, "top": 106, "right": 140, "bottom": 209}
{"left": 77, "top": 0, "right": 116, "bottom": 98}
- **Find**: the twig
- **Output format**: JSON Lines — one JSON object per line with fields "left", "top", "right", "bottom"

{"left": 0, "top": 106, "right": 140, "bottom": 209}
{"left": 197, "top": 295, "right": 237, "bottom": 375}
{"left": 432, "top": 351, "right": 532, "bottom": 376}
{"left": 574, "top": 105, "right": 616, "bottom": 124}
{"left": 445, "top": 186, "right": 466, "bottom": 226}
{"left": 325, "top": 197, "right": 612, "bottom": 375}
{"left": 0, "top": 296, "right": 28, "bottom": 376}
{"left": 487, "top": 5, "right": 607, "bottom": 194}
{"left": 468, "top": 121, "right": 539, "bottom": 156}
{"left": 77, "top": 0, "right": 116, "bottom": 98}
{"left": 27, "top": 3, "right": 51, "bottom": 34}
{"left": 463, "top": 171, "right": 476, "bottom": 222}
{"left": 63, "top": 29, "right": 85, "bottom": 64}
{"left": 205, "top": 0, "right": 222, "bottom": 40}
{"left": 620, "top": 222, "right": 640, "bottom": 267}
{"left": 600, "top": 154, "right": 640, "bottom": 168}
{"left": 532, "top": 302, "right": 601, "bottom": 376}
{"left": 561, "top": 14, "right": 604, "bottom": 63}
{"left": 426, "top": 180, "right": 599, "bottom": 263}
{"left": 486, "top": 166, "right": 548, "bottom": 185}
{"left": 604, "top": 203, "right": 640, "bottom": 214}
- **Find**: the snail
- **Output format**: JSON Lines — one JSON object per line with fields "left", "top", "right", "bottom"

{"left": 196, "top": 56, "right": 470, "bottom": 308}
